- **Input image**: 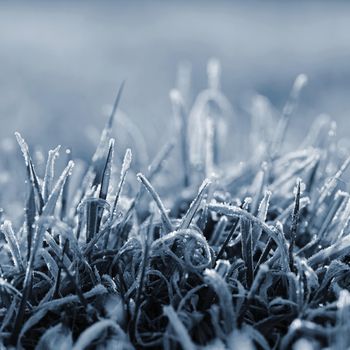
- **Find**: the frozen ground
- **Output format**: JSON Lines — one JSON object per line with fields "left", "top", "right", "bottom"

{"left": 0, "top": 1, "right": 350, "bottom": 159}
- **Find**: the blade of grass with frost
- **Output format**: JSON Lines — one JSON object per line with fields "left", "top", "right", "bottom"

{"left": 15, "top": 132, "right": 44, "bottom": 212}
{"left": 315, "top": 156, "right": 350, "bottom": 210}
{"left": 42, "top": 145, "right": 61, "bottom": 203}
{"left": 137, "top": 173, "right": 173, "bottom": 233}
{"left": 1, "top": 220, "right": 24, "bottom": 273}
{"left": 25, "top": 185, "right": 35, "bottom": 261}
{"left": 53, "top": 239, "right": 69, "bottom": 299}
{"left": 88, "top": 138, "right": 114, "bottom": 241}
{"left": 121, "top": 139, "right": 175, "bottom": 228}
{"left": 60, "top": 149, "right": 72, "bottom": 220}
{"left": 250, "top": 165, "right": 267, "bottom": 215}
{"left": 178, "top": 178, "right": 210, "bottom": 230}
{"left": 120, "top": 139, "right": 175, "bottom": 231}
{"left": 241, "top": 217, "right": 254, "bottom": 287}
{"left": 269, "top": 74, "right": 308, "bottom": 159}
{"left": 317, "top": 191, "right": 347, "bottom": 241}
{"left": 170, "top": 89, "right": 190, "bottom": 187}
{"left": 216, "top": 218, "right": 240, "bottom": 262}
{"left": 77, "top": 81, "right": 124, "bottom": 200}
{"left": 288, "top": 180, "right": 301, "bottom": 271}
{"left": 123, "top": 139, "right": 175, "bottom": 226}
{"left": 163, "top": 305, "right": 196, "bottom": 350}
{"left": 104, "top": 148, "right": 132, "bottom": 248}
{"left": 91, "top": 82, "right": 124, "bottom": 186}
{"left": 44, "top": 232, "right": 71, "bottom": 268}
{"left": 252, "top": 190, "right": 271, "bottom": 253}
{"left": 41, "top": 160, "right": 74, "bottom": 217}
{"left": 112, "top": 148, "right": 132, "bottom": 219}
{"left": 39, "top": 248, "right": 58, "bottom": 280}
{"left": 275, "top": 196, "right": 309, "bottom": 224}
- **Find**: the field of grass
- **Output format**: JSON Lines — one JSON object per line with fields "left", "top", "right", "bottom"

{"left": 1, "top": 60, "right": 350, "bottom": 349}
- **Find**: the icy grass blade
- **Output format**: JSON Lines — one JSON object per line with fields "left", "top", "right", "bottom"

{"left": 316, "top": 156, "right": 350, "bottom": 209}
{"left": 60, "top": 149, "right": 72, "bottom": 220}
{"left": 1, "top": 221, "right": 24, "bottom": 272}
{"left": 215, "top": 219, "right": 240, "bottom": 262}
{"left": 91, "top": 82, "right": 124, "bottom": 175}
{"left": 178, "top": 178, "right": 211, "bottom": 230}
{"left": 39, "top": 248, "right": 58, "bottom": 279}
{"left": 288, "top": 180, "right": 301, "bottom": 271}
{"left": 99, "top": 139, "right": 114, "bottom": 201}
{"left": 103, "top": 148, "right": 132, "bottom": 248}
{"left": 25, "top": 185, "right": 36, "bottom": 262}
{"left": 90, "top": 138, "right": 114, "bottom": 238}
{"left": 137, "top": 173, "right": 173, "bottom": 233}
{"left": 252, "top": 190, "right": 271, "bottom": 252}
{"left": 163, "top": 305, "right": 196, "bottom": 350}
{"left": 15, "top": 132, "right": 44, "bottom": 212}
{"left": 317, "top": 191, "right": 347, "bottom": 241}
{"left": 118, "top": 140, "right": 174, "bottom": 236}
{"left": 42, "top": 145, "right": 61, "bottom": 202}
{"left": 250, "top": 165, "right": 267, "bottom": 216}
{"left": 42, "top": 160, "right": 74, "bottom": 217}
{"left": 112, "top": 148, "right": 132, "bottom": 218}
{"left": 241, "top": 217, "right": 254, "bottom": 287}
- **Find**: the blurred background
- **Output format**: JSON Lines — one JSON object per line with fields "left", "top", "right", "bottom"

{"left": 0, "top": 0, "right": 350, "bottom": 161}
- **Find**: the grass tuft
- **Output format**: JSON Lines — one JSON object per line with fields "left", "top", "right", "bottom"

{"left": 1, "top": 63, "right": 350, "bottom": 349}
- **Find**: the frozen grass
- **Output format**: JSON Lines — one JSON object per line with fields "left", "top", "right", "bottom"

{"left": 1, "top": 61, "right": 350, "bottom": 349}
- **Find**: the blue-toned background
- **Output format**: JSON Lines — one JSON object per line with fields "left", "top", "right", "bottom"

{"left": 0, "top": 1, "right": 349, "bottom": 159}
